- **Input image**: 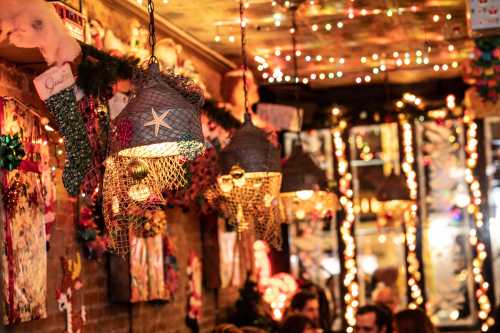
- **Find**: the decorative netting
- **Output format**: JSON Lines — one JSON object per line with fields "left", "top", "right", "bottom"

{"left": 102, "top": 155, "right": 186, "bottom": 255}
{"left": 280, "top": 191, "right": 338, "bottom": 223}
{"left": 206, "top": 169, "right": 282, "bottom": 249}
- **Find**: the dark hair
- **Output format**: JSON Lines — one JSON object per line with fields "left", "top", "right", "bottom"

{"left": 290, "top": 291, "right": 317, "bottom": 312}
{"left": 394, "top": 309, "right": 437, "bottom": 333}
{"left": 357, "top": 305, "right": 393, "bottom": 333}
{"left": 280, "top": 314, "right": 316, "bottom": 333}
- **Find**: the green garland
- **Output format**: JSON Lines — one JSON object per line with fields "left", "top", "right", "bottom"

{"left": 0, "top": 134, "right": 25, "bottom": 171}
{"left": 77, "top": 44, "right": 139, "bottom": 97}
{"left": 45, "top": 87, "right": 92, "bottom": 196}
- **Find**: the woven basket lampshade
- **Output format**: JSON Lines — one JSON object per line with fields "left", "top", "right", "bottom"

{"left": 280, "top": 144, "right": 338, "bottom": 222}
{"left": 103, "top": 63, "right": 205, "bottom": 255}
{"left": 375, "top": 172, "right": 412, "bottom": 225}
{"left": 110, "top": 63, "right": 204, "bottom": 159}
{"left": 207, "top": 115, "right": 283, "bottom": 248}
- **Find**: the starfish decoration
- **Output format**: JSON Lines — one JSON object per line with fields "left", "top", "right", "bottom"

{"left": 143, "top": 108, "right": 173, "bottom": 136}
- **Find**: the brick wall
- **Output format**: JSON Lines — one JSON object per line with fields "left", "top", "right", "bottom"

{"left": 0, "top": 59, "right": 238, "bottom": 333}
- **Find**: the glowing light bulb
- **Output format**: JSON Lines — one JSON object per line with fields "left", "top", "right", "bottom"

{"left": 296, "top": 190, "right": 314, "bottom": 200}
{"left": 128, "top": 184, "right": 151, "bottom": 202}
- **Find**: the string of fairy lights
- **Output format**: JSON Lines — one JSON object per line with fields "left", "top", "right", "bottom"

{"left": 400, "top": 118, "right": 424, "bottom": 309}
{"left": 463, "top": 112, "right": 494, "bottom": 332}
{"left": 333, "top": 123, "right": 359, "bottom": 332}
{"left": 210, "top": 0, "right": 464, "bottom": 85}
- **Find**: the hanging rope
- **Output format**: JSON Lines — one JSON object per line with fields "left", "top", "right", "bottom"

{"left": 239, "top": 0, "right": 250, "bottom": 118}
{"left": 148, "top": 0, "right": 158, "bottom": 64}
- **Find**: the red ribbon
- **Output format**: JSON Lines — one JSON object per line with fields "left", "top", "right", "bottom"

{"left": 0, "top": 97, "right": 17, "bottom": 323}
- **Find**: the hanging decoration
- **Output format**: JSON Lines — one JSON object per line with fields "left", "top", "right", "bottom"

{"left": 45, "top": 86, "right": 92, "bottom": 196}
{"left": 399, "top": 118, "right": 425, "bottom": 309}
{"left": 0, "top": 134, "right": 25, "bottom": 171}
{"left": 186, "top": 252, "right": 202, "bottom": 332}
{"left": 463, "top": 112, "right": 494, "bottom": 332}
{"left": 56, "top": 253, "right": 86, "bottom": 333}
{"left": 253, "top": 240, "right": 298, "bottom": 321}
{"left": 165, "top": 147, "right": 220, "bottom": 211}
{"left": 78, "top": 97, "right": 110, "bottom": 196}
{"left": 103, "top": 0, "right": 205, "bottom": 255}
{"left": 464, "top": 36, "right": 500, "bottom": 103}
{"left": 77, "top": 194, "right": 109, "bottom": 260}
{"left": 332, "top": 124, "right": 359, "bottom": 332}
{"left": 0, "top": 97, "right": 55, "bottom": 325}
{"left": 206, "top": 0, "right": 283, "bottom": 249}
{"left": 279, "top": 9, "right": 338, "bottom": 223}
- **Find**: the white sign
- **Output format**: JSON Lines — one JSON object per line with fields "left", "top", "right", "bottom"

{"left": 470, "top": 0, "right": 500, "bottom": 31}
{"left": 33, "top": 64, "right": 75, "bottom": 101}
{"left": 256, "top": 103, "right": 302, "bottom": 132}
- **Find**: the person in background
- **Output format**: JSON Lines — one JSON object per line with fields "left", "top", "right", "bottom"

{"left": 372, "top": 284, "right": 399, "bottom": 314}
{"left": 355, "top": 305, "right": 393, "bottom": 333}
{"left": 301, "top": 280, "right": 334, "bottom": 332}
{"left": 289, "top": 290, "right": 320, "bottom": 326}
{"left": 393, "top": 309, "right": 437, "bottom": 333}
{"left": 280, "top": 314, "right": 319, "bottom": 333}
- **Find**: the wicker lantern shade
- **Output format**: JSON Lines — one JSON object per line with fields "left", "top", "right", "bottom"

{"left": 375, "top": 172, "right": 412, "bottom": 224}
{"left": 103, "top": 64, "right": 205, "bottom": 255}
{"left": 219, "top": 114, "right": 281, "bottom": 174}
{"left": 280, "top": 144, "right": 338, "bottom": 222}
{"left": 207, "top": 115, "right": 283, "bottom": 248}
{"left": 110, "top": 63, "right": 204, "bottom": 160}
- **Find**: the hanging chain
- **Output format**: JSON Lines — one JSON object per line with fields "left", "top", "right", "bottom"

{"left": 239, "top": 0, "right": 250, "bottom": 118}
{"left": 291, "top": 9, "right": 303, "bottom": 142}
{"left": 148, "top": 0, "right": 158, "bottom": 64}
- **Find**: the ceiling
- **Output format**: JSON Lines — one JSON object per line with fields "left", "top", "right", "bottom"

{"left": 133, "top": 0, "right": 473, "bottom": 87}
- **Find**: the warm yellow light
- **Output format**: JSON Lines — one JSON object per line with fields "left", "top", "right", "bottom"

{"left": 296, "top": 190, "right": 314, "bottom": 200}
{"left": 128, "top": 184, "right": 151, "bottom": 201}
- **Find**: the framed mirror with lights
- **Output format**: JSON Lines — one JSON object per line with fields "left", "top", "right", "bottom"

{"left": 349, "top": 123, "right": 409, "bottom": 313}
{"left": 416, "top": 119, "right": 478, "bottom": 328}
{"left": 485, "top": 117, "right": 500, "bottom": 306}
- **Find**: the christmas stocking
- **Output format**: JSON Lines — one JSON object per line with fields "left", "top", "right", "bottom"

{"left": 45, "top": 86, "right": 92, "bottom": 196}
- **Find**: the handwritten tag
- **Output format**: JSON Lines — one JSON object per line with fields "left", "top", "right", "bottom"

{"left": 33, "top": 64, "right": 75, "bottom": 101}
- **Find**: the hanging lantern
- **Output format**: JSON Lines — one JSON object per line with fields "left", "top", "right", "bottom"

{"left": 375, "top": 172, "right": 412, "bottom": 225}
{"left": 280, "top": 145, "right": 338, "bottom": 222}
{"left": 278, "top": 10, "right": 338, "bottom": 222}
{"left": 206, "top": 0, "right": 283, "bottom": 248}
{"left": 208, "top": 114, "right": 283, "bottom": 248}
{"left": 103, "top": 0, "right": 205, "bottom": 255}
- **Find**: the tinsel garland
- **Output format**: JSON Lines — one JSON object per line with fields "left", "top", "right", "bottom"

{"left": 0, "top": 134, "right": 25, "bottom": 171}
{"left": 45, "top": 87, "right": 92, "bottom": 196}
{"left": 77, "top": 44, "right": 139, "bottom": 98}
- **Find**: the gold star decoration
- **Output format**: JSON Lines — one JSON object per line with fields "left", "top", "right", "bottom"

{"left": 143, "top": 108, "right": 173, "bottom": 136}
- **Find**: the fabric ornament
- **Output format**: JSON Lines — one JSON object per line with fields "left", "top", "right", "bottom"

{"left": 56, "top": 253, "right": 86, "bottom": 333}
{"left": 45, "top": 87, "right": 92, "bottom": 196}
{"left": 0, "top": 134, "right": 25, "bottom": 171}
{"left": 186, "top": 252, "right": 202, "bottom": 333}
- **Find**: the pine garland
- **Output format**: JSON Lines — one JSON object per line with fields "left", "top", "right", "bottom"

{"left": 77, "top": 44, "right": 139, "bottom": 98}
{"left": 202, "top": 99, "right": 241, "bottom": 130}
